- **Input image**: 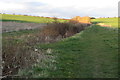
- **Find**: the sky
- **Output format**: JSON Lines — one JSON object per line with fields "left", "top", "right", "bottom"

{"left": 0, "top": 0, "right": 119, "bottom": 18}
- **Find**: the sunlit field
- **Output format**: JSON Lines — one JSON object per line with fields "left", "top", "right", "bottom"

{"left": 0, "top": 14, "right": 68, "bottom": 23}
{"left": 91, "top": 17, "right": 118, "bottom": 28}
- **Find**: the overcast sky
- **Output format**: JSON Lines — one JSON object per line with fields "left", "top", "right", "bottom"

{"left": 0, "top": 0, "right": 119, "bottom": 18}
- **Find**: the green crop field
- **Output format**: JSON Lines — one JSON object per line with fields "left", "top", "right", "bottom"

{"left": 0, "top": 14, "right": 68, "bottom": 23}
{"left": 2, "top": 14, "right": 118, "bottom": 78}
{"left": 91, "top": 17, "right": 118, "bottom": 28}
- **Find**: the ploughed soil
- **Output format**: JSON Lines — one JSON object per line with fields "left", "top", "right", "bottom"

{"left": 2, "top": 22, "right": 47, "bottom": 32}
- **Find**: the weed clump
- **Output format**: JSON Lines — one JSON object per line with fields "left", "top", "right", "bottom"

{"left": 2, "top": 38, "right": 42, "bottom": 76}
{"left": 41, "top": 22, "right": 90, "bottom": 39}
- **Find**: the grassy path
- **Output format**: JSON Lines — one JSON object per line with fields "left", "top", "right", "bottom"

{"left": 37, "top": 25, "right": 118, "bottom": 78}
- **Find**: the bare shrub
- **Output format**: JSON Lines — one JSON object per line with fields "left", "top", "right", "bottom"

{"left": 2, "top": 38, "right": 42, "bottom": 76}
{"left": 69, "top": 19, "right": 79, "bottom": 24}
{"left": 41, "top": 22, "right": 90, "bottom": 39}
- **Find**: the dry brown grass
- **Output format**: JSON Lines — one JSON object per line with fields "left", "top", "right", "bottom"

{"left": 41, "top": 22, "right": 91, "bottom": 38}
{"left": 3, "top": 40, "right": 33, "bottom": 75}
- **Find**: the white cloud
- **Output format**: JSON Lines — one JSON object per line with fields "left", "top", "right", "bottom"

{"left": 37, "top": 0, "right": 118, "bottom": 8}
{"left": 0, "top": 2, "right": 25, "bottom": 11}
{"left": 0, "top": 0, "right": 119, "bottom": 18}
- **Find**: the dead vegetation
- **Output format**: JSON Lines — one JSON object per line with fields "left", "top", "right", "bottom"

{"left": 3, "top": 39, "right": 38, "bottom": 76}
{"left": 71, "top": 16, "right": 91, "bottom": 24}
{"left": 41, "top": 22, "right": 91, "bottom": 39}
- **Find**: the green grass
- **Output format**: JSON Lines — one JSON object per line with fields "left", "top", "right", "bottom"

{"left": 91, "top": 18, "right": 118, "bottom": 28}
{"left": 19, "top": 25, "right": 118, "bottom": 78}
{"left": 0, "top": 14, "right": 68, "bottom": 23}
{"left": 2, "top": 29, "right": 41, "bottom": 45}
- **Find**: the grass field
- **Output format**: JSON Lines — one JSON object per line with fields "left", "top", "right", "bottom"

{"left": 0, "top": 14, "right": 68, "bottom": 23}
{"left": 19, "top": 25, "right": 117, "bottom": 78}
{"left": 13, "top": 26, "right": 118, "bottom": 78}
{"left": 2, "top": 15, "right": 118, "bottom": 78}
{"left": 91, "top": 17, "right": 118, "bottom": 28}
